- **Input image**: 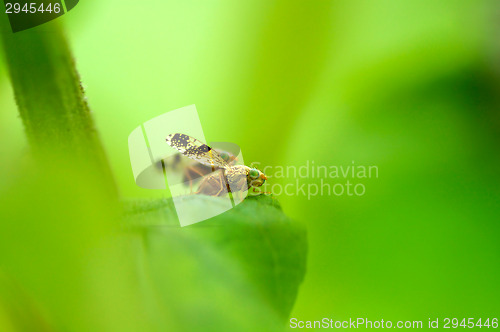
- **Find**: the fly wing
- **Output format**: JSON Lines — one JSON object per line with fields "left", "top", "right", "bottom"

{"left": 165, "top": 133, "right": 229, "bottom": 169}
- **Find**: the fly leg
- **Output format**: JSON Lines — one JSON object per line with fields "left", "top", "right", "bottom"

{"left": 194, "top": 177, "right": 208, "bottom": 195}
{"left": 214, "top": 172, "right": 227, "bottom": 196}
{"left": 251, "top": 187, "right": 271, "bottom": 195}
{"left": 185, "top": 165, "right": 209, "bottom": 194}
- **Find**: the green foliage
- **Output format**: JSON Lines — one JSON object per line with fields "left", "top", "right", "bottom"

{"left": 125, "top": 195, "right": 307, "bottom": 321}
{"left": 0, "top": 17, "right": 306, "bottom": 331}
{"left": 3, "top": 1, "right": 499, "bottom": 330}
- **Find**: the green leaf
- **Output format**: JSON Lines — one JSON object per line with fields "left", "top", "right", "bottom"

{"left": 123, "top": 195, "right": 307, "bottom": 328}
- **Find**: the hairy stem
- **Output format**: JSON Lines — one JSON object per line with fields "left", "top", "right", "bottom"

{"left": 1, "top": 19, "right": 117, "bottom": 195}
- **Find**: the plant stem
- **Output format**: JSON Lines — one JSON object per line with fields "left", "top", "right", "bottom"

{"left": 1, "top": 19, "right": 117, "bottom": 196}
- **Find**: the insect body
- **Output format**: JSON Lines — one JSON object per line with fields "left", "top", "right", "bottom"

{"left": 165, "top": 133, "right": 267, "bottom": 196}
{"left": 158, "top": 148, "right": 238, "bottom": 193}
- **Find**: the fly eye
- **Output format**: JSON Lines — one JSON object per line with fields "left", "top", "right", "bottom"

{"left": 220, "top": 152, "right": 229, "bottom": 162}
{"left": 249, "top": 169, "right": 259, "bottom": 179}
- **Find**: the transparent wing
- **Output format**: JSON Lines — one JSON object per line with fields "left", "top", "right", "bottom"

{"left": 165, "top": 133, "right": 229, "bottom": 169}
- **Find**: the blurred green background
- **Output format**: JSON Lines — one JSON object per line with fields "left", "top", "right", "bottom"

{"left": 1, "top": 0, "right": 500, "bottom": 330}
